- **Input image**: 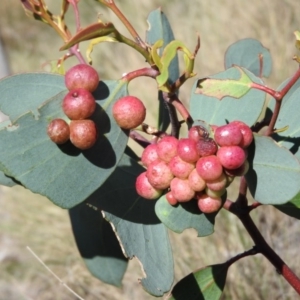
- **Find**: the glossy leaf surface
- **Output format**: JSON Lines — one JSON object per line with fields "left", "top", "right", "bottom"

{"left": 69, "top": 202, "right": 128, "bottom": 287}
{"left": 245, "top": 134, "right": 300, "bottom": 204}
{"left": 0, "top": 74, "right": 128, "bottom": 208}
{"left": 225, "top": 38, "right": 272, "bottom": 77}
{"left": 86, "top": 154, "right": 174, "bottom": 297}
{"left": 190, "top": 67, "right": 265, "bottom": 126}
{"left": 169, "top": 263, "right": 228, "bottom": 300}
{"left": 60, "top": 22, "right": 116, "bottom": 50}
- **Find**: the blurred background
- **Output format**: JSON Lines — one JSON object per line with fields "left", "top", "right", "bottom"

{"left": 1, "top": 0, "right": 300, "bottom": 299}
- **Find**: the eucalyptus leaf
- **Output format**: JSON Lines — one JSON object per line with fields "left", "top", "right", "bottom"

{"left": 155, "top": 194, "right": 225, "bottom": 237}
{"left": 60, "top": 22, "right": 116, "bottom": 50}
{"left": 86, "top": 154, "right": 174, "bottom": 297}
{"left": 190, "top": 67, "right": 265, "bottom": 126}
{"left": 0, "top": 73, "right": 66, "bottom": 121}
{"left": 169, "top": 263, "right": 228, "bottom": 300}
{"left": 195, "top": 66, "right": 253, "bottom": 100}
{"left": 0, "top": 75, "right": 128, "bottom": 208}
{"left": 69, "top": 202, "right": 128, "bottom": 287}
{"left": 245, "top": 134, "right": 300, "bottom": 204}
{"left": 225, "top": 38, "right": 272, "bottom": 78}
{"left": 0, "top": 171, "right": 18, "bottom": 187}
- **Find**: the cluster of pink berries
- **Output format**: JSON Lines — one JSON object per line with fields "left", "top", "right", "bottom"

{"left": 47, "top": 64, "right": 99, "bottom": 150}
{"left": 135, "top": 121, "right": 253, "bottom": 214}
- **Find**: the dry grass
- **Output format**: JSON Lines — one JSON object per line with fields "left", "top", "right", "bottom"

{"left": 1, "top": 0, "right": 300, "bottom": 299}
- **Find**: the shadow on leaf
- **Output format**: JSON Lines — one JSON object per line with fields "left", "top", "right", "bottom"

{"left": 83, "top": 155, "right": 161, "bottom": 225}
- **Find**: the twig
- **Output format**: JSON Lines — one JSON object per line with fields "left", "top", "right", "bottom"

{"left": 161, "top": 93, "right": 181, "bottom": 137}
{"left": 226, "top": 246, "right": 259, "bottom": 267}
{"left": 235, "top": 176, "right": 248, "bottom": 207}
{"left": 68, "top": 0, "right": 81, "bottom": 32}
{"left": 251, "top": 67, "right": 300, "bottom": 136}
{"left": 129, "top": 130, "right": 151, "bottom": 148}
{"left": 26, "top": 246, "right": 85, "bottom": 300}
{"left": 121, "top": 67, "right": 159, "bottom": 82}
{"left": 223, "top": 202, "right": 300, "bottom": 294}
{"left": 97, "top": 0, "right": 148, "bottom": 49}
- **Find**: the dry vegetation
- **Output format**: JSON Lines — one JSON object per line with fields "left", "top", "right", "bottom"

{"left": 1, "top": 0, "right": 300, "bottom": 299}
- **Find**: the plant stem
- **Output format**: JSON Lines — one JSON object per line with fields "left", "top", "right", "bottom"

{"left": 278, "top": 66, "right": 300, "bottom": 99}
{"left": 224, "top": 201, "right": 300, "bottom": 294}
{"left": 112, "top": 32, "right": 152, "bottom": 63}
{"left": 264, "top": 100, "right": 282, "bottom": 136}
{"left": 97, "top": 0, "right": 147, "bottom": 49}
{"left": 121, "top": 67, "right": 159, "bottom": 82}
{"left": 248, "top": 202, "right": 262, "bottom": 212}
{"left": 68, "top": 0, "right": 81, "bottom": 32}
{"left": 226, "top": 246, "right": 259, "bottom": 267}
{"left": 250, "top": 82, "right": 278, "bottom": 98}
{"left": 235, "top": 176, "right": 248, "bottom": 207}
{"left": 258, "top": 53, "right": 263, "bottom": 78}
{"left": 37, "top": 0, "right": 70, "bottom": 41}
{"left": 241, "top": 213, "right": 300, "bottom": 294}
{"left": 129, "top": 131, "right": 151, "bottom": 148}
{"left": 161, "top": 92, "right": 180, "bottom": 137}
{"left": 68, "top": 45, "right": 86, "bottom": 64}
{"left": 164, "top": 93, "right": 193, "bottom": 126}
{"left": 252, "top": 67, "right": 300, "bottom": 136}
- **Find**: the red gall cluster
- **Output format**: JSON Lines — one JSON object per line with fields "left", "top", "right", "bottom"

{"left": 47, "top": 64, "right": 99, "bottom": 150}
{"left": 112, "top": 95, "right": 146, "bottom": 130}
{"left": 135, "top": 121, "right": 253, "bottom": 214}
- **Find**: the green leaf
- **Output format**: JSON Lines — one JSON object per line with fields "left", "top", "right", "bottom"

{"left": 190, "top": 67, "right": 266, "bottom": 126}
{"left": 225, "top": 38, "right": 272, "bottom": 78}
{"left": 86, "top": 154, "right": 174, "bottom": 297}
{"left": 69, "top": 202, "right": 128, "bottom": 287}
{"left": 146, "top": 8, "right": 180, "bottom": 131}
{"left": 0, "top": 74, "right": 128, "bottom": 208}
{"left": 195, "top": 66, "right": 253, "bottom": 100}
{"left": 245, "top": 134, "right": 300, "bottom": 204}
{"left": 274, "top": 193, "right": 300, "bottom": 219}
{"left": 0, "top": 171, "right": 18, "bottom": 187}
{"left": 169, "top": 263, "right": 228, "bottom": 300}
{"left": 157, "top": 40, "right": 192, "bottom": 89}
{"left": 155, "top": 194, "right": 224, "bottom": 237}
{"left": 60, "top": 22, "right": 116, "bottom": 50}
{"left": 269, "top": 84, "right": 300, "bottom": 160}
{"left": 0, "top": 73, "right": 66, "bottom": 121}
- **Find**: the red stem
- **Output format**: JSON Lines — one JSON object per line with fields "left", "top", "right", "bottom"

{"left": 277, "top": 66, "right": 300, "bottom": 99}
{"left": 121, "top": 67, "right": 159, "bottom": 82}
{"left": 223, "top": 201, "right": 300, "bottom": 294}
{"left": 68, "top": 0, "right": 81, "bottom": 32}
{"left": 250, "top": 82, "right": 279, "bottom": 98}
{"left": 68, "top": 44, "right": 86, "bottom": 64}
{"left": 240, "top": 213, "right": 300, "bottom": 294}
{"left": 167, "top": 93, "right": 193, "bottom": 126}
{"left": 129, "top": 131, "right": 151, "bottom": 148}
